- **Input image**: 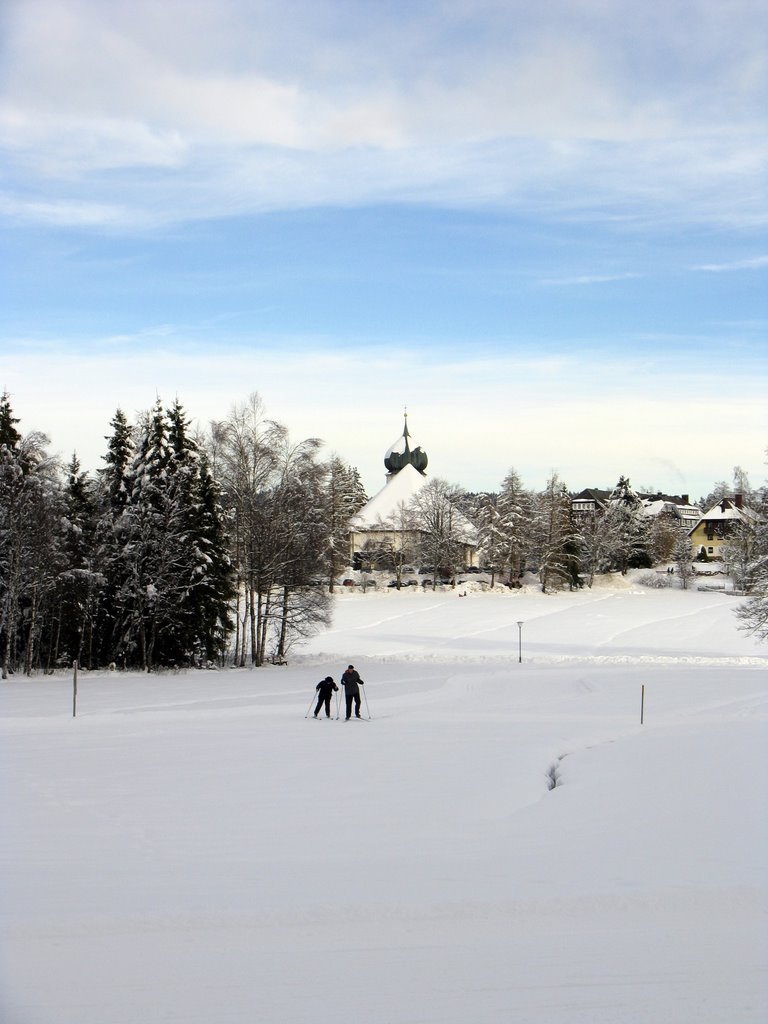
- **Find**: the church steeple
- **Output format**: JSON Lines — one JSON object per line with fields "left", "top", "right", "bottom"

{"left": 384, "top": 411, "right": 428, "bottom": 477}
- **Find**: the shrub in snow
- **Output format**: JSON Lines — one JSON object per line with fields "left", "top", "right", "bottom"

{"left": 637, "top": 571, "right": 669, "bottom": 589}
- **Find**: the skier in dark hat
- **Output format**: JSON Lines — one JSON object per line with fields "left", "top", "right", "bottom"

{"left": 313, "top": 676, "right": 338, "bottom": 718}
{"left": 340, "top": 664, "right": 364, "bottom": 719}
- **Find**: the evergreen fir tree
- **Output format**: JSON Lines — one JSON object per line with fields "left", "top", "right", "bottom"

{"left": 530, "top": 474, "right": 582, "bottom": 592}
{"left": 191, "top": 455, "right": 235, "bottom": 663}
{"left": 322, "top": 456, "right": 367, "bottom": 591}
{"left": 55, "top": 454, "right": 104, "bottom": 668}
{"left": 167, "top": 400, "right": 234, "bottom": 664}
{"left": 473, "top": 492, "right": 504, "bottom": 585}
{"left": 99, "top": 408, "right": 134, "bottom": 517}
{"left": 672, "top": 530, "right": 694, "bottom": 589}
{"left": 117, "top": 399, "right": 178, "bottom": 669}
{"left": 497, "top": 468, "right": 533, "bottom": 581}
{"left": 0, "top": 392, "right": 22, "bottom": 451}
{"left": 93, "top": 409, "right": 136, "bottom": 666}
{"left": 603, "top": 476, "right": 652, "bottom": 574}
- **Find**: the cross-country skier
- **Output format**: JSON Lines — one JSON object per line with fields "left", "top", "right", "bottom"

{"left": 314, "top": 676, "right": 338, "bottom": 718}
{"left": 340, "top": 664, "right": 364, "bottom": 719}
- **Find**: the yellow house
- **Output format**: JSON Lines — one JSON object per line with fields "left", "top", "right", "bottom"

{"left": 688, "top": 496, "right": 759, "bottom": 559}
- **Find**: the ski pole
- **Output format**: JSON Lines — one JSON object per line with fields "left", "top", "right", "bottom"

{"left": 334, "top": 689, "right": 340, "bottom": 720}
{"left": 362, "top": 685, "right": 371, "bottom": 720}
{"left": 304, "top": 692, "right": 317, "bottom": 719}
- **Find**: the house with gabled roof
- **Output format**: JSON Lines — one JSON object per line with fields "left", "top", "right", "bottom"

{"left": 641, "top": 493, "right": 702, "bottom": 529}
{"left": 571, "top": 488, "right": 612, "bottom": 520}
{"left": 688, "top": 495, "right": 760, "bottom": 559}
{"left": 572, "top": 485, "right": 701, "bottom": 529}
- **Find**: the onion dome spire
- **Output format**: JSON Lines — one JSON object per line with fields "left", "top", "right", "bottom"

{"left": 384, "top": 411, "right": 428, "bottom": 476}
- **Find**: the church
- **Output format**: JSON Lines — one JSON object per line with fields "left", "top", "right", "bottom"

{"left": 347, "top": 414, "right": 479, "bottom": 571}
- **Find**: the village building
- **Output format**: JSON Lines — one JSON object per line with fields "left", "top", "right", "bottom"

{"left": 688, "top": 495, "right": 760, "bottom": 559}
{"left": 571, "top": 486, "right": 701, "bottom": 528}
{"left": 347, "top": 415, "right": 478, "bottom": 571}
{"left": 641, "top": 493, "right": 702, "bottom": 530}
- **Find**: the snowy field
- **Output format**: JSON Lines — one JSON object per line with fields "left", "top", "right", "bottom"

{"left": 2, "top": 578, "right": 767, "bottom": 1024}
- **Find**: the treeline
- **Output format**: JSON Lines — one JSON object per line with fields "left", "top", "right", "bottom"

{"left": 365, "top": 467, "right": 766, "bottom": 597}
{"left": 0, "top": 393, "right": 366, "bottom": 676}
{"left": 468, "top": 471, "right": 694, "bottom": 589}
{"left": 365, "top": 471, "right": 694, "bottom": 593}
{"left": 2, "top": 389, "right": 766, "bottom": 675}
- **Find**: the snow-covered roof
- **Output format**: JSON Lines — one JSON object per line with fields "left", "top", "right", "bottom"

{"left": 700, "top": 498, "right": 759, "bottom": 523}
{"left": 349, "top": 462, "right": 477, "bottom": 545}
{"left": 642, "top": 499, "right": 702, "bottom": 521}
{"left": 350, "top": 462, "right": 428, "bottom": 530}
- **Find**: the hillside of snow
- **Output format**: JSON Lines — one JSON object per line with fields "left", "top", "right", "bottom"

{"left": 2, "top": 581, "right": 767, "bottom": 1024}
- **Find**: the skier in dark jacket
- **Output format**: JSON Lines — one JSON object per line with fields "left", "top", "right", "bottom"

{"left": 340, "top": 665, "right": 364, "bottom": 719}
{"left": 314, "top": 676, "right": 338, "bottom": 718}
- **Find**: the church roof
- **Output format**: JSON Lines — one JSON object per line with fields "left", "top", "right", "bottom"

{"left": 350, "top": 462, "right": 428, "bottom": 530}
{"left": 384, "top": 413, "right": 428, "bottom": 476}
{"left": 349, "top": 415, "right": 477, "bottom": 548}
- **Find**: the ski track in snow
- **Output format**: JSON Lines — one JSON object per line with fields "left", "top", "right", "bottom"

{"left": 306, "top": 589, "right": 766, "bottom": 666}
{"left": 591, "top": 597, "right": 737, "bottom": 650}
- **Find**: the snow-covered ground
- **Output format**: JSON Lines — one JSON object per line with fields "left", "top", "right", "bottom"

{"left": 2, "top": 579, "right": 767, "bottom": 1024}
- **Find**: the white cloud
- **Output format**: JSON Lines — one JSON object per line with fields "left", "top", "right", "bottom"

{"left": 0, "top": 192, "right": 134, "bottom": 228}
{"left": 1, "top": 0, "right": 765, "bottom": 228}
{"left": 694, "top": 256, "right": 768, "bottom": 272}
{"left": 539, "top": 272, "right": 642, "bottom": 286}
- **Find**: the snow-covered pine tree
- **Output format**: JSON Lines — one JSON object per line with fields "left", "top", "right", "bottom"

{"left": 92, "top": 408, "right": 136, "bottom": 666}
{"left": 529, "top": 473, "right": 582, "bottom": 592}
{"left": 603, "top": 475, "right": 652, "bottom": 574}
{"left": 167, "top": 400, "right": 234, "bottom": 665}
{"left": 497, "top": 468, "right": 533, "bottom": 583}
{"left": 322, "top": 455, "right": 367, "bottom": 592}
{"left": 107, "top": 398, "right": 234, "bottom": 670}
{"left": 189, "top": 454, "right": 236, "bottom": 664}
{"left": 115, "top": 398, "right": 182, "bottom": 670}
{"left": 668, "top": 529, "right": 693, "bottom": 589}
{"left": 0, "top": 392, "right": 22, "bottom": 450}
{"left": 472, "top": 492, "right": 503, "bottom": 586}
{"left": 99, "top": 408, "right": 134, "bottom": 516}
{"left": 55, "top": 454, "right": 104, "bottom": 669}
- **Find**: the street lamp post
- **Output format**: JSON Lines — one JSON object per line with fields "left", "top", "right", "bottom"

{"left": 516, "top": 620, "right": 524, "bottom": 663}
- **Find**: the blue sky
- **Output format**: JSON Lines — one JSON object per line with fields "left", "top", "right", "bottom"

{"left": 1, "top": 0, "right": 766, "bottom": 500}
